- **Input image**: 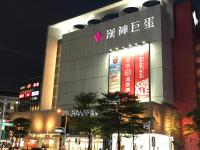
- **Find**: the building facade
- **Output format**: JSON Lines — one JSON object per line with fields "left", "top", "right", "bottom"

{"left": 18, "top": 78, "right": 41, "bottom": 112}
{"left": 39, "top": 0, "right": 199, "bottom": 149}
{"left": 0, "top": 91, "right": 18, "bottom": 114}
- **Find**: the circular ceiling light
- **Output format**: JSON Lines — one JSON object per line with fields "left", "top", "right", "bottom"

{"left": 73, "top": 24, "right": 85, "bottom": 29}
{"left": 123, "top": 7, "right": 139, "bottom": 14}
{"left": 143, "top": 0, "right": 160, "bottom": 7}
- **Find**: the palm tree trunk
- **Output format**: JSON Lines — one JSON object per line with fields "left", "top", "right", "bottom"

{"left": 133, "top": 134, "right": 135, "bottom": 150}
{"left": 88, "top": 130, "right": 92, "bottom": 150}
{"left": 117, "top": 130, "right": 120, "bottom": 150}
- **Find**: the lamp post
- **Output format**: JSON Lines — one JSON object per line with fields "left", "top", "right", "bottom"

{"left": 0, "top": 98, "right": 7, "bottom": 143}
{"left": 15, "top": 101, "right": 19, "bottom": 112}
{"left": 57, "top": 108, "right": 68, "bottom": 150}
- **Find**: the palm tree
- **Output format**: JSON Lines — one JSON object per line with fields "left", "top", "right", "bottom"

{"left": 185, "top": 97, "right": 200, "bottom": 146}
{"left": 72, "top": 92, "right": 98, "bottom": 150}
{"left": 97, "top": 92, "right": 149, "bottom": 150}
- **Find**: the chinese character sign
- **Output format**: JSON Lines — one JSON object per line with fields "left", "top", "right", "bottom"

{"left": 121, "top": 53, "right": 135, "bottom": 94}
{"left": 134, "top": 48, "right": 149, "bottom": 101}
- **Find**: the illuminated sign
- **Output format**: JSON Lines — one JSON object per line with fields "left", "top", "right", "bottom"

{"left": 20, "top": 86, "right": 25, "bottom": 90}
{"left": 33, "top": 82, "right": 39, "bottom": 87}
{"left": 94, "top": 16, "right": 155, "bottom": 42}
{"left": 55, "top": 127, "right": 65, "bottom": 133}
{"left": 112, "top": 133, "right": 171, "bottom": 150}
{"left": 94, "top": 32, "right": 103, "bottom": 42}
{"left": 109, "top": 45, "right": 149, "bottom": 102}
{"left": 19, "top": 94, "right": 24, "bottom": 99}
{"left": 27, "top": 84, "right": 32, "bottom": 88}
{"left": 32, "top": 91, "right": 39, "bottom": 96}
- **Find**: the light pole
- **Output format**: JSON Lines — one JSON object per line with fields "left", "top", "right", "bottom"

{"left": 57, "top": 108, "right": 68, "bottom": 150}
{"left": 0, "top": 98, "right": 7, "bottom": 143}
{"left": 15, "top": 101, "right": 19, "bottom": 112}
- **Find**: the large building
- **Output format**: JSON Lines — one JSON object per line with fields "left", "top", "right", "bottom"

{"left": 18, "top": 78, "right": 41, "bottom": 112}
{"left": 40, "top": 0, "right": 200, "bottom": 149}
{"left": 11, "top": 0, "right": 200, "bottom": 149}
{"left": 0, "top": 91, "right": 18, "bottom": 114}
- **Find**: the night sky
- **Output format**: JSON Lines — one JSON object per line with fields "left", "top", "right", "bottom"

{"left": 0, "top": 0, "right": 199, "bottom": 92}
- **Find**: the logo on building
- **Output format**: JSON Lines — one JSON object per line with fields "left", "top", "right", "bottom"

{"left": 94, "top": 32, "right": 103, "bottom": 42}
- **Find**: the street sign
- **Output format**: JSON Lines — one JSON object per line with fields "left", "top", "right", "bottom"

{"left": 143, "top": 121, "right": 150, "bottom": 129}
{"left": 4, "top": 122, "right": 13, "bottom": 126}
{"left": 54, "top": 127, "right": 65, "bottom": 133}
{"left": 0, "top": 120, "right": 14, "bottom": 130}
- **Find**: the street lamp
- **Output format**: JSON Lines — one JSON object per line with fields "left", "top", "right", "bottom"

{"left": 15, "top": 101, "right": 19, "bottom": 112}
{"left": 0, "top": 98, "right": 7, "bottom": 143}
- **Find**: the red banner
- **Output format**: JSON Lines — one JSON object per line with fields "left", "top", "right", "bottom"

{"left": 134, "top": 49, "right": 149, "bottom": 101}
{"left": 121, "top": 55, "right": 135, "bottom": 94}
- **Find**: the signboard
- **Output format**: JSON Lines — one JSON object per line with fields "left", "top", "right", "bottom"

{"left": 109, "top": 45, "right": 149, "bottom": 102}
{"left": 121, "top": 51, "right": 135, "bottom": 94}
{"left": 94, "top": 16, "right": 156, "bottom": 43}
{"left": 109, "top": 52, "right": 121, "bottom": 92}
{"left": 0, "top": 120, "right": 14, "bottom": 130}
{"left": 135, "top": 47, "right": 149, "bottom": 101}
{"left": 54, "top": 127, "right": 65, "bottom": 134}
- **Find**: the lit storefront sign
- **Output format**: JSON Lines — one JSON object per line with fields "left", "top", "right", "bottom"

{"left": 19, "top": 94, "right": 24, "bottom": 99}
{"left": 112, "top": 133, "right": 172, "bottom": 150}
{"left": 109, "top": 45, "right": 149, "bottom": 102}
{"left": 32, "top": 91, "right": 39, "bottom": 96}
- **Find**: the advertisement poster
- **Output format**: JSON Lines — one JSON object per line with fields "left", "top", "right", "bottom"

{"left": 134, "top": 48, "right": 149, "bottom": 101}
{"left": 109, "top": 52, "right": 121, "bottom": 92}
{"left": 109, "top": 45, "right": 149, "bottom": 102}
{"left": 121, "top": 53, "right": 135, "bottom": 94}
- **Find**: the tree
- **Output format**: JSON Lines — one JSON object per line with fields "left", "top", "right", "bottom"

{"left": 185, "top": 97, "right": 200, "bottom": 146}
{"left": 119, "top": 94, "right": 149, "bottom": 150}
{"left": 71, "top": 92, "right": 98, "bottom": 150}
{"left": 10, "top": 117, "right": 31, "bottom": 147}
{"left": 97, "top": 92, "right": 149, "bottom": 150}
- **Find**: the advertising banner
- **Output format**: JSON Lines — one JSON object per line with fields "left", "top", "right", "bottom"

{"left": 134, "top": 47, "right": 149, "bottom": 102}
{"left": 109, "top": 52, "right": 121, "bottom": 92}
{"left": 109, "top": 44, "right": 149, "bottom": 102}
{"left": 121, "top": 53, "right": 135, "bottom": 94}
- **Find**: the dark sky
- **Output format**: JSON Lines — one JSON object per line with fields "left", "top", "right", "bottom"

{"left": 0, "top": 0, "right": 199, "bottom": 92}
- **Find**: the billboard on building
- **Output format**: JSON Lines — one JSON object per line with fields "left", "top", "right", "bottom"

{"left": 109, "top": 52, "right": 121, "bottom": 92}
{"left": 109, "top": 44, "right": 149, "bottom": 102}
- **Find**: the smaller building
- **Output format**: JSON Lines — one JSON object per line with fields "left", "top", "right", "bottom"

{"left": 0, "top": 91, "right": 19, "bottom": 114}
{"left": 18, "top": 78, "right": 41, "bottom": 112}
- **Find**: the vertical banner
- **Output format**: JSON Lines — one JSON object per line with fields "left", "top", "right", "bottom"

{"left": 121, "top": 52, "right": 135, "bottom": 94}
{"left": 109, "top": 52, "right": 121, "bottom": 92}
{"left": 135, "top": 48, "right": 149, "bottom": 101}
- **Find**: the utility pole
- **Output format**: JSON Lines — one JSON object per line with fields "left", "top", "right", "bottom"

{"left": 0, "top": 98, "right": 7, "bottom": 143}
